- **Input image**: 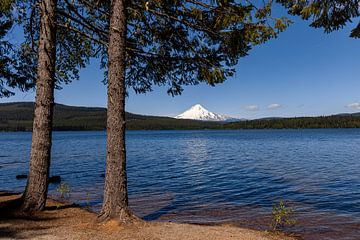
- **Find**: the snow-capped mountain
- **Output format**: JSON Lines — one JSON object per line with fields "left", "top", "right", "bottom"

{"left": 175, "top": 104, "right": 238, "bottom": 122}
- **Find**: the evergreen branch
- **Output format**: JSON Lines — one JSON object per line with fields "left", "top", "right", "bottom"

{"left": 184, "top": 0, "right": 214, "bottom": 9}
{"left": 57, "top": 23, "right": 108, "bottom": 46}
{"left": 62, "top": 0, "right": 108, "bottom": 36}
{"left": 56, "top": 23, "right": 205, "bottom": 62}
{"left": 173, "top": 30, "right": 218, "bottom": 68}
{"left": 57, "top": 9, "right": 107, "bottom": 39}
{"left": 78, "top": 0, "right": 109, "bottom": 17}
{"left": 129, "top": 46, "right": 218, "bottom": 63}
{"left": 129, "top": 4, "right": 217, "bottom": 36}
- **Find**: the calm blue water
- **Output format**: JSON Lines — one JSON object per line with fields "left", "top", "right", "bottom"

{"left": 1, "top": 130, "right": 360, "bottom": 239}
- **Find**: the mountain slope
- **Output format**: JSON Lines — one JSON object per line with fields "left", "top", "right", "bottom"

{"left": 176, "top": 104, "right": 238, "bottom": 122}
{"left": 0, "top": 102, "right": 220, "bottom": 131}
{"left": 2, "top": 102, "right": 360, "bottom": 131}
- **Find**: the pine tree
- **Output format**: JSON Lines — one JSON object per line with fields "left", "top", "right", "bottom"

{"left": 99, "top": 0, "right": 133, "bottom": 221}
{"left": 0, "top": 0, "right": 32, "bottom": 97}
{"left": 277, "top": 0, "right": 359, "bottom": 38}
{"left": 0, "top": 11, "right": 16, "bottom": 97}
{"left": 1, "top": 0, "right": 96, "bottom": 212}
{"left": 60, "top": 0, "right": 290, "bottom": 221}
{"left": 1, "top": 0, "right": 94, "bottom": 98}
{"left": 21, "top": 0, "right": 58, "bottom": 212}
{"left": 3, "top": 0, "right": 290, "bottom": 217}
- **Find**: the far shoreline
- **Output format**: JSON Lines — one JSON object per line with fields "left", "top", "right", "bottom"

{"left": 2, "top": 127, "right": 360, "bottom": 133}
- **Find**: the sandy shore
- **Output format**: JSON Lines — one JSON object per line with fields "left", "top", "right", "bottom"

{"left": 0, "top": 192, "right": 294, "bottom": 240}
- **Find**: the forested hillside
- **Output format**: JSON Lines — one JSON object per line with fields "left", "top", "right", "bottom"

{"left": 219, "top": 116, "right": 360, "bottom": 129}
{"left": 2, "top": 102, "right": 360, "bottom": 131}
{"left": 0, "top": 102, "right": 219, "bottom": 131}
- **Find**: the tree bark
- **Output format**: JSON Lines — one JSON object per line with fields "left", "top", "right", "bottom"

{"left": 99, "top": 0, "right": 134, "bottom": 222}
{"left": 21, "top": 0, "right": 57, "bottom": 212}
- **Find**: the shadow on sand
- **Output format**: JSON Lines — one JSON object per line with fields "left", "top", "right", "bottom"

{"left": 0, "top": 193, "right": 75, "bottom": 239}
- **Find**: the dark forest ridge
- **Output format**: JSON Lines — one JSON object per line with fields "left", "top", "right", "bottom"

{"left": 1, "top": 102, "right": 360, "bottom": 131}
{"left": 0, "top": 102, "right": 219, "bottom": 131}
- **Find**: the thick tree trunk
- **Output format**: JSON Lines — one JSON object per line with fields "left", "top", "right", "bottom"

{"left": 100, "top": 0, "right": 134, "bottom": 222}
{"left": 21, "top": 0, "right": 57, "bottom": 212}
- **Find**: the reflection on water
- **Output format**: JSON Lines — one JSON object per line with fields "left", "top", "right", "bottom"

{"left": 185, "top": 137, "right": 211, "bottom": 162}
{"left": 1, "top": 129, "right": 360, "bottom": 240}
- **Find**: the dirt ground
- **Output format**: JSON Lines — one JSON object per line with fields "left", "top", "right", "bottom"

{"left": 0, "top": 192, "right": 294, "bottom": 240}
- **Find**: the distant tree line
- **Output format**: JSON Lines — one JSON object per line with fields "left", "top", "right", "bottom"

{"left": 220, "top": 116, "right": 360, "bottom": 129}
{"left": 2, "top": 102, "right": 360, "bottom": 131}
{"left": 0, "top": 102, "right": 219, "bottom": 131}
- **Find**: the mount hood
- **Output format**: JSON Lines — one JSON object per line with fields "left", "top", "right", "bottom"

{"left": 175, "top": 104, "right": 238, "bottom": 122}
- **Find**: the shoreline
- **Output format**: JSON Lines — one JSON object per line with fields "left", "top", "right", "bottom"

{"left": 2, "top": 128, "right": 360, "bottom": 133}
{"left": 0, "top": 191, "right": 294, "bottom": 240}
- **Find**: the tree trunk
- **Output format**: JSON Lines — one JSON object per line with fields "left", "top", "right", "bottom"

{"left": 21, "top": 0, "right": 57, "bottom": 212}
{"left": 99, "top": 0, "right": 134, "bottom": 222}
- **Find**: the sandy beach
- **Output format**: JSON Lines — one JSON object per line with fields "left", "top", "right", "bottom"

{"left": 0, "top": 192, "right": 294, "bottom": 240}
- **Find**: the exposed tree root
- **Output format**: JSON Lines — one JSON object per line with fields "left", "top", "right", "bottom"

{"left": 98, "top": 208, "right": 142, "bottom": 224}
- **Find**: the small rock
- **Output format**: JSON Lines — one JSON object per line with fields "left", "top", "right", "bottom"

{"left": 49, "top": 175, "right": 61, "bottom": 184}
{"left": 16, "top": 174, "right": 28, "bottom": 180}
{"left": 100, "top": 174, "right": 105, "bottom": 178}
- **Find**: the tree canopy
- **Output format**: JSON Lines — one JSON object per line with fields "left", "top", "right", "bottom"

{"left": 1, "top": 0, "right": 296, "bottom": 97}
{"left": 0, "top": 1, "right": 23, "bottom": 97}
{"left": 0, "top": 12, "right": 15, "bottom": 97}
{"left": 2, "top": 1, "right": 358, "bottom": 98}
{"left": 56, "top": 0, "right": 291, "bottom": 95}
{"left": 0, "top": 0, "right": 98, "bottom": 98}
{"left": 277, "top": 0, "right": 360, "bottom": 38}
{"left": 16, "top": 0, "right": 98, "bottom": 87}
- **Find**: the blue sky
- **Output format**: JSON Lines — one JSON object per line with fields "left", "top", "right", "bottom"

{"left": 1, "top": 9, "right": 359, "bottom": 119}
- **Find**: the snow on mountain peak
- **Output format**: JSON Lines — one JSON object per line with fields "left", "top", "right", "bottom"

{"left": 190, "top": 104, "right": 207, "bottom": 112}
{"left": 175, "top": 104, "right": 237, "bottom": 122}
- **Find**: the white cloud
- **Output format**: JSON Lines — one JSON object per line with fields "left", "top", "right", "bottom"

{"left": 245, "top": 105, "right": 259, "bottom": 111}
{"left": 347, "top": 102, "right": 360, "bottom": 110}
{"left": 267, "top": 103, "right": 282, "bottom": 110}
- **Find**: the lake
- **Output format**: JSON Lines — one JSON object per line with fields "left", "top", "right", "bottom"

{"left": 1, "top": 129, "right": 360, "bottom": 239}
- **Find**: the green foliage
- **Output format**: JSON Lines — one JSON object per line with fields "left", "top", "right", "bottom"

{"left": 0, "top": 13, "right": 35, "bottom": 98}
{"left": 0, "top": 102, "right": 219, "bottom": 131}
{"left": 277, "top": 0, "right": 360, "bottom": 38}
{"left": 220, "top": 115, "right": 360, "bottom": 129}
{"left": 3, "top": 102, "right": 360, "bottom": 131}
{"left": 85, "top": 192, "right": 91, "bottom": 207}
{"left": 0, "top": 0, "right": 98, "bottom": 96}
{"left": 270, "top": 200, "right": 297, "bottom": 231}
{"left": 3, "top": 1, "right": 292, "bottom": 97}
{"left": 56, "top": 182, "right": 71, "bottom": 199}
{"left": 56, "top": 0, "right": 290, "bottom": 96}
{"left": 0, "top": 0, "right": 12, "bottom": 13}
{"left": 0, "top": 1, "right": 26, "bottom": 98}
{"left": 1, "top": 1, "right": 292, "bottom": 98}
{"left": 0, "top": 14, "right": 13, "bottom": 97}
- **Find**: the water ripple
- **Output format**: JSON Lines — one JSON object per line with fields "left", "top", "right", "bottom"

{"left": 1, "top": 130, "right": 360, "bottom": 239}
